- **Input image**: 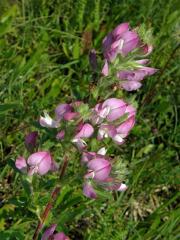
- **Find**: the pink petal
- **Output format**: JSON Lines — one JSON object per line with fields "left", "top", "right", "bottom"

{"left": 55, "top": 103, "right": 72, "bottom": 120}
{"left": 75, "top": 123, "right": 94, "bottom": 139}
{"left": 102, "top": 98, "right": 126, "bottom": 109}
{"left": 27, "top": 151, "right": 52, "bottom": 175}
{"left": 121, "top": 31, "right": 139, "bottom": 56}
{"left": 83, "top": 183, "right": 97, "bottom": 199}
{"left": 141, "top": 66, "right": 158, "bottom": 76}
{"left": 98, "top": 125, "right": 116, "bottom": 140}
{"left": 112, "top": 22, "right": 129, "bottom": 37}
{"left": 63, "top": 112, "right": 78, "bottom": 121}
{"left": 53, "top": 232, "right": 69, "bottom": 240}
{"left": 103, "top": 33, "right": 113, "bottom": 52}
{"left": 143, "top": 44, "right": 153, "bottom": 56}
{"left": 121, "top": 81, "right": 142, "bottom": 91}
{"left": 88, "top": 158, "right": 111, "bottom": 181}
{"left": 51, "top": 160, "right": 59, "bottom": 172}
{"left": 102, "top": 99, "right": 127, "bottom": 121}
{"left": 56, "top": 130, "right": 65, "bottom": 140}
{"left": 102, "top": 60, "right": 109, "bottom": 76}
{"left": 15, "top": 156, "right": 27, "bottom": 172}
{"left": 116, "top": 116, "right": 135, "bottom": 136}
{"left": 136, "top": 59, "right": 149, "bottom": 65}
{"left": 41, "top": 224, "right": 57, "bottom": 240}
{"left": 125, "top": 105, "right": 136, "bottom": 117}
{"left": 38, "top": 157, "right": 52, "bottom": 175}
{"left": 107, "top": 105, "right": 127, "bottom": 121}
{"left": 81, "top": 151, "right": 96, "bottom": 164}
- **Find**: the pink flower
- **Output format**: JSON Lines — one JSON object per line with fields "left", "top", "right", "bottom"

{"left": 42, "top": 224, "right": 69, "bottom": 240}
{"left": 92, "top": 98, "right": 127, "bottom": 124}
{"left": 86, "top": 157, "right": 111, "bottom": 181}
{"left": 102, "top": 22, "right": 139, "bottom": 62}
{"left": 25, "top": 131, "right": 38, "bottom": 152}
{"left": 72, "top": 123, "right": 94, "bottom": 150}
{"left": 40, "top": 102, "right": 79, "bottom": 128}
{"left": 117, "top": 65, "right": 157, "bottom": 91}
{"left": 81, "top": 149, "right": 128, "bottom": 199}
{"left": 15, "top": 151, "right": 58, "bottom": 176}
{"left": 97, "top": 115, "right": 135, "bottom": 145}
{"left": 91, "top": 98, "right": 136, "bottom": 124}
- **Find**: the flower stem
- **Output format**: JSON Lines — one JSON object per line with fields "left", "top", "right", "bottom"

{"left": 32, "top": 156, "right": 69, "bottom": 240}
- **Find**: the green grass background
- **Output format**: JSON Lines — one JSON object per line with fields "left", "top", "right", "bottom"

{"left": 0, "top": 0, "right": 179, "bottom": 239}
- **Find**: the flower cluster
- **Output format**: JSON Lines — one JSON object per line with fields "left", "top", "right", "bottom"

{"left": 82, "top": 148, "right": 127, "bottom": 199}
{"left": 15, "top": 151, "right": 58, "bottom": 176}
{"left": 14, "top": 22, "right": 157, "bottom": 238}
{"left": 101, "top": 22, "right": 157, "bottom": 91}
{"left": 33, "top": 97, "right": 134, "bottom": 198}
{"left": 92, "top": 98, "right": 136, "bottom": 145}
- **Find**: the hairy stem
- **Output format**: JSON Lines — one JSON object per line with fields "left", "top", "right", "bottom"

{"left": 32, "top": 156, "right": 69, "bottom": 240}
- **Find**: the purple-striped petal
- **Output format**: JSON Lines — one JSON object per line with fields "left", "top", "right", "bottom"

{"left": 88, "top": 158, "right": 111, "bottom": 181}
{"left": 75, "top": 123, "right": 94, "bottom": 139}
{"left": 27, "top": 151, "right": 52, "bottom": 175}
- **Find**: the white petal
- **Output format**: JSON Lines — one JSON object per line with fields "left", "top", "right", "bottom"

{"left": 113, "top": 134, "right": 124, "bottom": 143}
{"left": 40, "top": 111, "right": 59, "bottom": 128}
{"left": 99, "top": 106, "right": 111, "bottom": 118}
{"left": 119, "top": 39, "right": 124, "bottom": 50}
{"left": 117, "top": 183, "right": 128, "bottom": 192}
{"left": 97, "top": 147, "right": 107, "bottom": 155}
